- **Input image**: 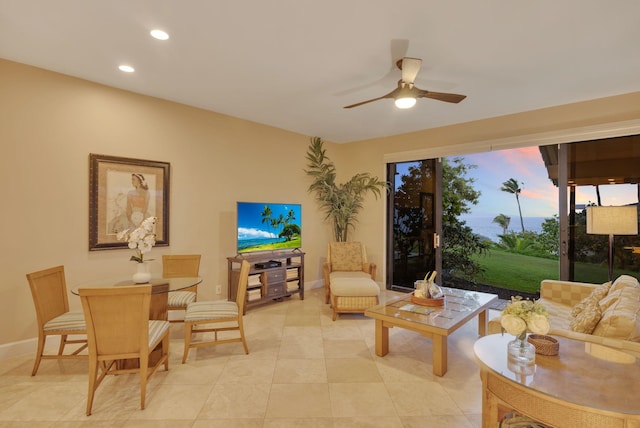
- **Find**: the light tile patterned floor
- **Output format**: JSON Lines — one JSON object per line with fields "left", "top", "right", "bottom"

{"left": 0, "top": 287, "right": 498, "bottom": 427}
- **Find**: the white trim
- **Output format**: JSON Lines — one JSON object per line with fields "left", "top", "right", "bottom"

{"left": 383, "top": 118, "right": 640, "bottom": 163}
{"left": 0, "top": 337, "right": 40, "bottom": 360}
{"left": 0, "top": 335, "right": 88, "bottom": 361}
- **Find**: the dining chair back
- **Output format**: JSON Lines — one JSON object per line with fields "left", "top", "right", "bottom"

{"left": 78, "top": 284, "right": 170, "bottom": 415}
{"left": 182, "top": 260, "right": 250, "bottom": 363}
{"left": 26, "top": 265, "right": 87, "bottom": 376}
{"left": 162, "top": 254, "right": 201, "bottom": 322}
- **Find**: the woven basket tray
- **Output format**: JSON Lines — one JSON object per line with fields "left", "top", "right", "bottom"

{"left": 411, "top": 293, "right": 444, "bottom": 307}
{"left": 527, "top": 334, "right": 559, "bottom": 356}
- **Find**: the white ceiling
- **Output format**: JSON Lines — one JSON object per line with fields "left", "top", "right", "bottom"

{"left": 1, "top": 1, "right": 639, "bottom": 143}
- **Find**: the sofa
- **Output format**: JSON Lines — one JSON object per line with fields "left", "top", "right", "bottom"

{"left": 488, "top": 275, "right": 640, "bottom": 355}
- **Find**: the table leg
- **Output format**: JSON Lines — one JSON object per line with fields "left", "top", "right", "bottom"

{"left": 120, "top": 283, "right": 169, "bottom": 369}
{"left": 478, "top": 309, "right": 488, "bottom": 336}
{"left": 374, "top": 319, "right": 389, "bottom": 356}
{"left": 150, "top": 283, "right": 169, "bottom": 321}
{"left": 432, "top": 334, "right": 447, "bottom": 376}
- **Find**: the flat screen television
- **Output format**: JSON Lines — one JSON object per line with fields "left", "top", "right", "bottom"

{"left": 236, "top": 202, "right": 302, "bottom": 253}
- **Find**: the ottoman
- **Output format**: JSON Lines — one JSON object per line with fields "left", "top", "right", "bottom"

{"left": 330, "top": 277, "right": 380, "bottom": 321}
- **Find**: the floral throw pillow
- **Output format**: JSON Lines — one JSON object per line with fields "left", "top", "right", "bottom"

{"left": 570, "top": 299, "right": 602, "bottom": 334}
{"left": 571, "top": 281, "right": 611, "bottom": 317}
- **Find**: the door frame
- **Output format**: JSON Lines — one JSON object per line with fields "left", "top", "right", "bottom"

{"left": 381, "top": 118, "right": 640, "bottom": 282}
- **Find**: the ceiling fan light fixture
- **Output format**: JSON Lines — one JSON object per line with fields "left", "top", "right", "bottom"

{"left": 150, "top": 29, "right": 170, "bottom": 40}
{"left": 395, "top": 96, "right": 416, "bottom": 109}
{"left": 394, "top": 83, "right": 417, "bottom": 109}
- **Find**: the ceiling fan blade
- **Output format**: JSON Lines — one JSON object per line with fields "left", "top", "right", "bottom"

{"left": 399, "top": 57, "right": 422, "bottom": 84}
{"left": 343, "top": 88, "right": 399, "bottom": 109}
{"left": 417, "top": 89, "right": 467, "bottom": 104}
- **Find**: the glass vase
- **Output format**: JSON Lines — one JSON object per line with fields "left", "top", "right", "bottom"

{"left": 507, "top": 332, "right": 536, "bottom": 364}
{"left": 132, "top": 262, "right": 151, "bottom": 284}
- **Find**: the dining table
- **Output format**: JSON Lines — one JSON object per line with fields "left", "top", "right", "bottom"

{"left": 71, "top": 276, "right": 203, "bottom": 320}
{"left": 71, "top": 276, "right": 202, "bottom": 368}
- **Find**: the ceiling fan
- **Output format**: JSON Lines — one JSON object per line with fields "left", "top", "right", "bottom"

{"left": 343, "top": 57, "right": 467, "bottom": 109}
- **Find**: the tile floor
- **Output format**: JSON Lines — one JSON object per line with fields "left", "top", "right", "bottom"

{"left": 0, "top": 287, "right": 499, "bottom": 427}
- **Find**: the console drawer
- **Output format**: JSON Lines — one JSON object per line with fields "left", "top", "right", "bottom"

{"left": 265, "top": 269, "right": 285, "bottom": 283}
{"left": 267, "top": 283, "right": 284, "bottom": 297}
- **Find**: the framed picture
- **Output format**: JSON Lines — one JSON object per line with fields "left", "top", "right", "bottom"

{"left": 89, "top": 154, "right": 170, "bottom": 250}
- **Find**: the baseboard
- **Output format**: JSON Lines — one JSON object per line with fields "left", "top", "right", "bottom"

{"left": 2, "top": 283, "right": 327, "bottom": 361}
{"left": 305, "top": 279, "right": 323, "bottom": 290}
{"left": 0, "top": 337, "right": 41, "bottom": 360}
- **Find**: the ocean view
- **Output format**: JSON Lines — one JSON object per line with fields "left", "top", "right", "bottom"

{"left": 460, "top": 215, "right": 551, "bottom": 242}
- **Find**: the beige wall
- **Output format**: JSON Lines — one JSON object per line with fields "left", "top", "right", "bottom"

{"left": 2, "top": 57, "right": 640, "bottom": 349}
{"left": 0, "top": 59, "right": 336, "bottom": 346}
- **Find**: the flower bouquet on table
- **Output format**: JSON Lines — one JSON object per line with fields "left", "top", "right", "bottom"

{"left": 117, "top": 216, "right": 157, "bottom": 262}
{"left": 117, "top": 216, "right": 157, "bottom": 284}
{"left": 501, "top": 296, "right": 550, "bottom": 363}
{"left": 501, "top": 296, "right": 550, "bottom": 339}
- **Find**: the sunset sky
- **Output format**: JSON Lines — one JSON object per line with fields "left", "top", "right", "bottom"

{"left": 454, "top": 147, "right": 637, "bottom": 218}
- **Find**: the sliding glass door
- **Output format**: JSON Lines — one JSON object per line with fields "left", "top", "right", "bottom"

{"left": 386, "top": 159, "right": 442, "bottom": 290}
{"left": 550, "top": 137, "right": 640, "bottom": 282}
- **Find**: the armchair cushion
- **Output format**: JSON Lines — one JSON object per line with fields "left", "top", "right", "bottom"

{"left": 329, "top": 242, "right": 363, "bottom": 271}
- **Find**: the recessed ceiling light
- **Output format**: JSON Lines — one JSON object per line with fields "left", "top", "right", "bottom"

{"left": 150, "top": 29, "right": 169, "bottom": 40}
{"left": 118, "top": 65, "right": 135, "bottom": 73}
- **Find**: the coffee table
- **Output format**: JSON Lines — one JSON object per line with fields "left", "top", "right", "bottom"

{"left": 364, "top": 288, "right": 498, "bottom": 376}
{"left": 474, "top": 334, "right": 640, "bottom": 427}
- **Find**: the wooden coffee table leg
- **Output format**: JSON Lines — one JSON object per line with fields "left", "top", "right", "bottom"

{"left": 432, "top": 334, "right": 447, "bottom": 376}
{"left": 374, "top": 319, "right": 389, "bottom": 356}
{"left": 478, "top": 309, "right": 488, "bottom": 336}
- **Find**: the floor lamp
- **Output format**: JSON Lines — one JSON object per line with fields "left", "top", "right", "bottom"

{"left": 586, "top": 206, "right": 638, "bottom": 282}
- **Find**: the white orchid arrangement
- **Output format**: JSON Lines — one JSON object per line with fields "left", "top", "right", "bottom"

{"left": 501, "top": 296, "right": 550, "bottom": 339}
{"left": 117, "top": 216, "right": 157, "bottom": 263}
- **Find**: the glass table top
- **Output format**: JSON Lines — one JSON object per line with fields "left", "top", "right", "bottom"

{"left": 474, "top": 334, "right": 640, "bottom": 414}
{"left": 365, "top": 287, "right": 498, "bottom": 331}
{"left": 71, "top": 276, "right": 202, "bottom": 295}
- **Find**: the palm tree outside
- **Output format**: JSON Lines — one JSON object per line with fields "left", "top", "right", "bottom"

{"left": 492, "top": 213, "right": 511, "bottom": 234}
{"left": 501, "top": 178, "right": 525, "bottom": 232}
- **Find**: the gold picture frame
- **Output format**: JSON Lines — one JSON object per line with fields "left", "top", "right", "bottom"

{"left": 89, "top": 154, "right": 170, "bottom": 250}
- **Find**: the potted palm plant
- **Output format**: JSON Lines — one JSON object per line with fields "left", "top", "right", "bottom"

{"left": 305, "top": 137, "right": 388, "bottom": 242}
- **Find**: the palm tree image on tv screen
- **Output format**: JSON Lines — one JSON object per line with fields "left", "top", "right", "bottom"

{"left": 236, "top": 202, "right": 302, "bottom": 253}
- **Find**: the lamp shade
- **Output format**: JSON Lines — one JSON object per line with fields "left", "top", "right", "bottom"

{"left": 586, "top": 206, "right": 638, "bottom": 235}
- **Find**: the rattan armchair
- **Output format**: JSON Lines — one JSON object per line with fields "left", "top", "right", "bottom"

{"left": 323, "top": 241, "right": 377, "bottom": 304}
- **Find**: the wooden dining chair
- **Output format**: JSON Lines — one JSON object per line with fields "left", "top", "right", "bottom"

{"left": 78, "top": 284, "right": 170, "bottom": 416}
{"left": 26, "top": 265, "right": 87, "bottom": 376}
{"left": 182, "top": 260, "right": 250, "bottom": 363}
{"left": 162, "top": 254, "right": 201, "bottom": 323}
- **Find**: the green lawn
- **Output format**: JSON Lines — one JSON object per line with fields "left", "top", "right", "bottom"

{"left": 469, "top": 248, "right": 638, "bottom": 294}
